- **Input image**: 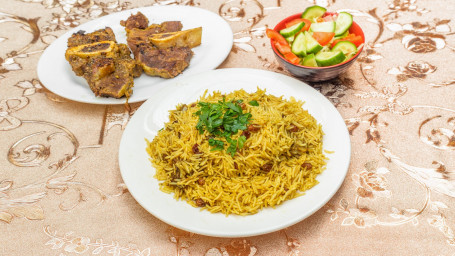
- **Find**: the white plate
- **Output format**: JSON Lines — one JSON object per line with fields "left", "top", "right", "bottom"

{"left": 37, "top": 6, "right": 233, "bottom": 104}
{"left": 119, "top": 68, "right": 351, "bottom": 237}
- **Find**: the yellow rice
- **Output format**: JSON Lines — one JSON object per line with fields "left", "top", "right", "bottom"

{"left": 146, "top": 88, "right": 327, "bottom": 215}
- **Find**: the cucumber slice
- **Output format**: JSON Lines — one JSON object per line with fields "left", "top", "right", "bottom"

{"left": 334, "top": 30, "right": 349, "bottom": 40}
{"left": 286, "top": 35, "right": 295, "bottom": 43}
{"left": 310, "top": 21, "right": 336, "bottom": 33}
{"left": 320, "top": 45, "right": 331, "bottom": 52}
{"left": 280, "top": 22, "right": 305, "bottom": 37}
{"left": 335, "top": 12, "right": 353, "bottom": 36}
{"left": 304, "top": 31, "right": 323, "bottom": 54}
{"left": 302, "top": 53, "right": 318, "bottom": 67}
{"left": 291, "top": 32, "right": 306, "bottom": 57}
{"left": 302, "top": 5, "right": 327, "bottom": 20}
{"left": 315, "top": 50, "right": 346, "bottom": 66}
{"left": 332, "top": 41, "right": 357, "bottom": 55}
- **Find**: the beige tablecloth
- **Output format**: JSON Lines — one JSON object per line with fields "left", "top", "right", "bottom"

{"left": 1, "top": 0, "right": 455, "bottom": 255}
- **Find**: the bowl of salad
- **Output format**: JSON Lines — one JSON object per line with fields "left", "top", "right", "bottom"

{"left": 267, "top": 5, "right": 365, "bottom": 82}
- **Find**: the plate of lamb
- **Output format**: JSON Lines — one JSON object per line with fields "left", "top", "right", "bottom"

{"left": 37, "top": 5, "right": 233, "bottom": 104}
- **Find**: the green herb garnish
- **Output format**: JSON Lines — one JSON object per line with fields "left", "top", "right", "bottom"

{"left": 249, "top": 100, "right": 259, "bottom": 106}
{"left": 195, "top": 98, "right": 256, "bottom": 156}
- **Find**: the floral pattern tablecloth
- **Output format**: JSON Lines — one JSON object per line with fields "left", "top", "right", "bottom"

{"left": 1, "top": 0, "right": 455, "bottom": 255}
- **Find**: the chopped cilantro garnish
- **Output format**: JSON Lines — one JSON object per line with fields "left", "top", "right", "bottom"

{"left": 208, "top": 138, "right": 224, "bottom": 151}
{"left": 249, "top": 100, "right": 259, "bottom": 106}
{"left": 194, "top": 98, "right": 257, "bottom": 157}
{"left": 237, "top": 135, "right": 247, "bottom": 148}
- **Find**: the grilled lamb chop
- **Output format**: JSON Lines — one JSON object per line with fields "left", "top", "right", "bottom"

{"left": 90, "top": 58, "right": 135, "bottom": 98}
{"left": 121, "top": 12, "right": 182, "bottom": 55}
{"left": 67, "top": 27, "right": 116, "bottom": 48}
{"left": 136, "top": 45, "right": 193, "bottom": 78}
{"left": 65, "top": 27, "right": 141, "bottom": 98}
{"left": 121, "top": 12, "right": 197, "bottom": 79}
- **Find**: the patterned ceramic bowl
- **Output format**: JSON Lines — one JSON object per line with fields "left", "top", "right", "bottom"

{"left": 271, "top": 13, "right": 365, "bottom": 82}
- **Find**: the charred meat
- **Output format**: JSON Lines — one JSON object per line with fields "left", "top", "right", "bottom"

{"left": 121, "top": 12, "right": 201, "bottom": 79}
{"left": 119, "top": 11, "right": 149, "bottom": 31}
{"left": 136, "top": 45, "right": 193, "bottom": 79}
{"left": 65, "top": 27, "right": 141, "bottom": 98}
{"left": 121, "top": 12, "right": 183, "bottom": 56}
{"left": 67, "top": 27, "right": 116, "bottom": 48}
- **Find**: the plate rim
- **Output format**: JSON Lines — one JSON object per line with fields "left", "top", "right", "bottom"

{"left": 37, "top": 5, "right": 233, "bottom": 105}
{"left": 119, "top": 68, "right": 351, "bottom": 237}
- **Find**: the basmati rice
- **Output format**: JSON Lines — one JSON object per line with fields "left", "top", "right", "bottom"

{"left": 146, "top": 88, "right": 327, "bottom": 215}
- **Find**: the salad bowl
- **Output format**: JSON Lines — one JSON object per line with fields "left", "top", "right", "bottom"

{"left": 268, "top": 8, "right": 365, "bottom": 82}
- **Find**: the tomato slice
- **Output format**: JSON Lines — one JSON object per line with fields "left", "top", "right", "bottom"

{"left": 332, "top": 34, "right": 363, "bottom": 47}
{"left": 284, "top": 52, "right": 300, "bottom": 65}
{"left": 348, "top": 35, "right": 363, "bottom": 47}
{"left": 274, "top": 41, "right": 291, "bottom": 55}
{"left": 285, "top": 18, "right": 311, "bottom": 31}
{"left": 301, "top": 19, "right": 311, "bottom": 31}
{"left": 322, "top": 12, "right": 337, "bottom": 17}
{"left": 266, "top": 28, "right": 287, "bottom": 45}
{"left": 285, "top": 18, "right": 303, "bottom": 28}
{"left": 323, "top": 15, "right": 337, "bottom": 22}
{"left": 312, "top": 32, "right": 335, "bottom": 46}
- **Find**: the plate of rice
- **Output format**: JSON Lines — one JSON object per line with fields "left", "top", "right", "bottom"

{"left": 119, "top": 68, "right": 350, "bottom": 237}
